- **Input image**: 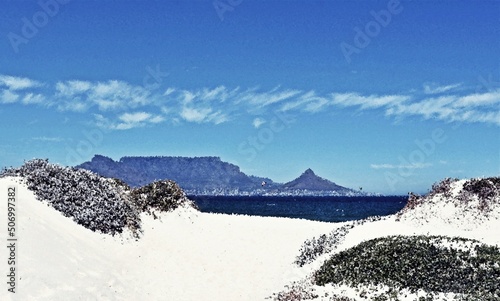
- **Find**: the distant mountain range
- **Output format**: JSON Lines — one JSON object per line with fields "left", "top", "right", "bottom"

{"left": 76, "top": 155, "right": 364, "bottom": 196}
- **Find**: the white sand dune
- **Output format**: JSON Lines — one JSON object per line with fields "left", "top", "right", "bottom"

{"left": 2, "top": 176, "right": 499, "bottom": 301}
{"left": 280, "top": 179, "right": 500, "bottom": 301}
{"left": 0, "top": 177, "right": 336, "bottom": 301}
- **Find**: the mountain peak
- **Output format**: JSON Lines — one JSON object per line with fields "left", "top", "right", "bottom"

{"left": 284, "top": 169, "right": 350, "bottom": 192}
{"left": 91, "top": 154, "right": 115, "bottom": 163}
{"left": 303, "top": 168, "right": 315, "bottom": 176}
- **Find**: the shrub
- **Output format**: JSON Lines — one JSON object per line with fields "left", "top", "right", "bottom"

{"left": 1, "top": 159, "right": 141, "bottom": 236}
{"left": 314, "top": 235, "right": 500, "bottom": 298}
{"left": 460, "top": 177, "right": 500, "bottom": 213}
{"left": 428, "top": 178, "right": 458, "bottom": 198}
{"left": 295, "top": 216, "right": 384, "bottom": 267}
{"left": 130, "top": 180, "right": 198, "bottom": 215}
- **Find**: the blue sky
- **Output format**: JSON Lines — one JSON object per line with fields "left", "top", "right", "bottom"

{"left": 0, "top": 0, "right": 499, "bottom": 194}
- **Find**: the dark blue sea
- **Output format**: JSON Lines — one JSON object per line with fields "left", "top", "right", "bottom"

{"left": 189, "top": 196, "right": 407, "bottom": 223}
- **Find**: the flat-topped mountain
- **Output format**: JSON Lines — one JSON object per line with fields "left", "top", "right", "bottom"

{"left": 77, "top": 155, "right": 256, "bottom": 190}
{"left": 77, "top": 155, "right": 362, "bottom": 196}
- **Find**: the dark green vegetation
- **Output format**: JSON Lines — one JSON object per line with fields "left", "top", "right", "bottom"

{"left": 1, "top": 159, "right": 197, "bottom": 236}
{"left": 131, "top": 180, "right": 199, "bottom": 214}
{"left": 314, "top": 235, "right": 500, "bottom": 299}
{"left": 295, "top": 216, "right": 384, "bottom": 267}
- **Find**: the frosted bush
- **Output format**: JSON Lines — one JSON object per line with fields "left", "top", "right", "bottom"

{"left": 1, "top": 159, "right": 199, "bottom": 236}
{"left": 1, "top": 159, "right": 140, "bottom": 235}
{"left": 314, "top": 235, "right": 500, "bottom": 300}
{"left": 130, "top": 179, "right": 199, "bottom": 216}
{"left": 295, "top": 216, "right": 384, "bottom": 267}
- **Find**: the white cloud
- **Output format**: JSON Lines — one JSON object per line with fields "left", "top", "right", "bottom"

{"left": 119, "top": 112, "right": 151, "bottom": 123}
{"left": 32, "top": 136, "right": 64, "bottom": 142}
{"left": 370, "top": 163, "right": 432, "bottom": 169}
{"left": 239, "top": 87, "right": 301, "bottom": 108}
{"left": 93, "top": 80, "right": 123, "bottom": 97}
{"left": 199, "top": 86, "right": 232, "bottom": 101}
{"left": 57, "top": 100, "right": 88, "bottom": 112}
{"left": 149, "top": 115, "right": 165, "bottom": 123}
{"left": 423, "top": 83, "right": 462, "bottom": 94}
{"left": 163, "top": 87, "right": 176, "bottom": 96}
{"left": 280, "top": 90, "right": 330, "bottom": 112}
{"left": 0, "top": 75, "right": 42, "bottom": 90}
{"left": 180, "top": 106, "right": 227, "bottom": 124}
{"left": 114, "top": 123, "right": 137, "bottom": 130}
{"left": 370, "top": 164, "right": 397, "bottom": 169}
{"left": 95, "top": 111, "right": 165, "bottom": 130}
{"left": 453, "top": 89, "right": 500, "bottom": 108}
{"left": 55, "top": 79, "right": 153, "bottom": 112}
{"left": 180, "top": 91, "right": 197, "bottom": 104}
{"left": 94, "top": 80, "right": 151, "bottom": 109}
{"left": 210, "top": 112, "right": 228, "bottom": 124}
{"left": 56, "top": 80, "right": 92, "bottom": 96}
{"left": 0, "top": 90, "right": 20, "bottom": 103}
{"left": 252, "top": 118, "right": 266, "bottom": 128}
{"left": 280, "top": 97, "right": 309, "bottom": 111}
{"left": 332, "top": 93, "right": 409, "bottom": 110}
{"left": 22, "top": 93, "right": 45, "bottom": 105}
{"left": 93, "top": 114, "right": 111, "bottom": 128}
{"left": 52, "top": 83, "right": 500, "bottom": 127}
{"left": 304, "top": 97, "right": 329, "bottom": 112}
{"left": 181, "top": 107, "right": 210, "bottom": 123}
{"left": 386, "top": 96, "right": 456, "bottom": 120}
{"left": 385, "top": 90, "right": 500, "bottom": 125}
{"left": 450, "top": 110, "right": 500, "bottom": 126}
{"left": 2, "top": 73, "right": 499, "bottom": 129}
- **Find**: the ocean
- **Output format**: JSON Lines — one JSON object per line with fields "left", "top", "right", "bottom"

{"left": 189, "top": 196, "right": 408, "bottom": 223}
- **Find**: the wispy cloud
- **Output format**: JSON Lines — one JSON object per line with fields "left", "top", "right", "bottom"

{"left": 0, "top": 75, "right": 42, "bottom": 90}
{"left": 180, "top": 107, "right": 227, "bottom": 124}
{"left": 55, "top": 80, "right": 92, "bottom": 96}
{"left": 0, "top": 90, "right": 20, "bottom": 103}
{"left": 370, "top": 163, "right": 432, "bottom": 169}
{"left": 252, "top": 117, "right": 266, "bottom": 128}
{"left": 119, "top": 112, "right": 151, "bottom": 123}
{"left": 386, "top": 90, "right": 500, "bottom": 125}
{"left": 0, "top": 75, "right": 45, "bottom": 105}
{"left": 238, "top": 87, "right": 301, "bottom": 108}
{"left": 95, "top": 111, "right": 166, "bottom": 130}
{"left": 55, "top": 79, "right": 153, "bottom": 112}
{"left": 331, "top": 93, "right": 410, "bottom": 110}
{"left": 453, "top": 90, "right": 500, "bottom": 108}
{"left": 1, "top": 73, "right": 499, "bottom": 130}
{"left": 32, "top": 136, "right": 64, "bottom": 142}
{"left": 282, "top": 90, "right": 330, "bottom": 112}
{"left": 423, "top": 82, "right": 462, "bottom": 94}
{"left": 386, "top": 96, "right": 456, "bottom": 120}
{"left": 199, "top": 86, "right": 237, "bottom": 101}
{"left": 22, "top": 93, "right": 46, "bottom": 105}
{"left": 1, "top": 90, "right": 46, "bottom": 105}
